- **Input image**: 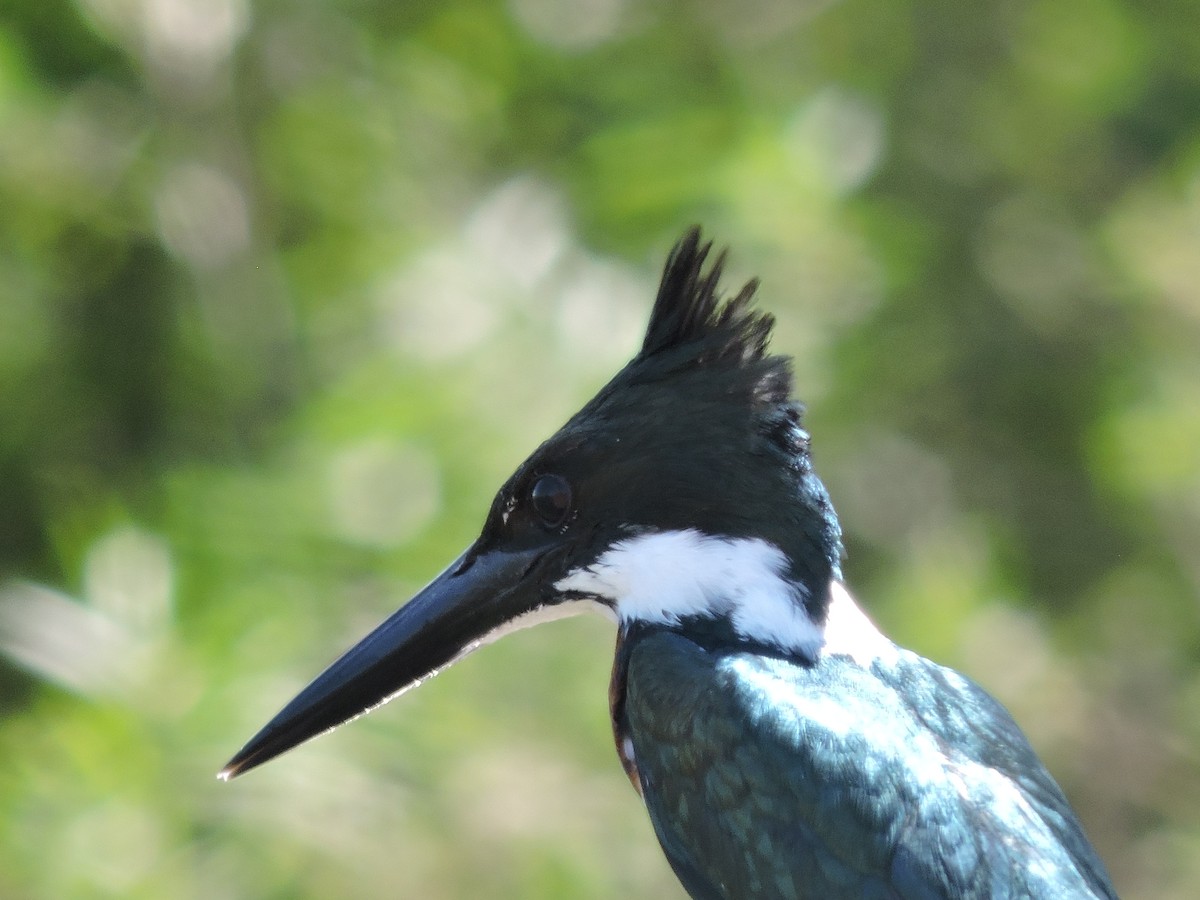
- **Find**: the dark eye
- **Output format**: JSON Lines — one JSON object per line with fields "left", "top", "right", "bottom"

{"left": 529, "top": 474, "right": 572, "bottom": 528}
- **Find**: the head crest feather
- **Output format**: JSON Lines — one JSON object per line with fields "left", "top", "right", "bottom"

{"left": 639, "top": 227, "right": 774, "bottom": 367}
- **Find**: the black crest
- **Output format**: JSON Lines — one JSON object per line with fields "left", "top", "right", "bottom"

{"left": 641, "top": 228, "right": 771, "bottom": 361}
{"left": 637, "top": 228, "right": 792, "bottom": 411}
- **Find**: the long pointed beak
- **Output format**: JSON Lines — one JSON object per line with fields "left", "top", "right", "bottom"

{"left": 219, "top": 543, "right": 555, "bottom": 780}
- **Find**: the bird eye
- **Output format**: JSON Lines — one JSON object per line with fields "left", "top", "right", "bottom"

{"left": 529, "top": 474, "right": 572, "bottom": 528}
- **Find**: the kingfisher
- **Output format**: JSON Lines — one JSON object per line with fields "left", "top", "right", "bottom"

{"left": 221, "top": 229, "right": 1116, "bottom": 899}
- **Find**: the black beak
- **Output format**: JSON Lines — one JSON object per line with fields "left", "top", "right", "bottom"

{"left": 219, "top": 543, "right": 557, "bottom": 779}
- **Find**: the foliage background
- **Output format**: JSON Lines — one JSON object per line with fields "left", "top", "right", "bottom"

{"left": 2, "top": 0, "right": 1198, "bottom": 897}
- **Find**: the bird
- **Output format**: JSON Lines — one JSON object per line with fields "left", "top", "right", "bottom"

{"left": 221, "top": 228, "right": 1117, "bottom": 899}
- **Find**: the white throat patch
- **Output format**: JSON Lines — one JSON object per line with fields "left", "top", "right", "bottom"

{"left": 554, "top": 530, "right": 893, "bottom": 662}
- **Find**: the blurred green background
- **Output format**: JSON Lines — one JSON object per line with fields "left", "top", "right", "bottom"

{"left": 1, "top": 0, "right": 1198, "bottom": 897}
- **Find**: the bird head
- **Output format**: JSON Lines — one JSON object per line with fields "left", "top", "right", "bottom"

{"left": 220, "top": 228, "right": 843, "bottom": 779}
